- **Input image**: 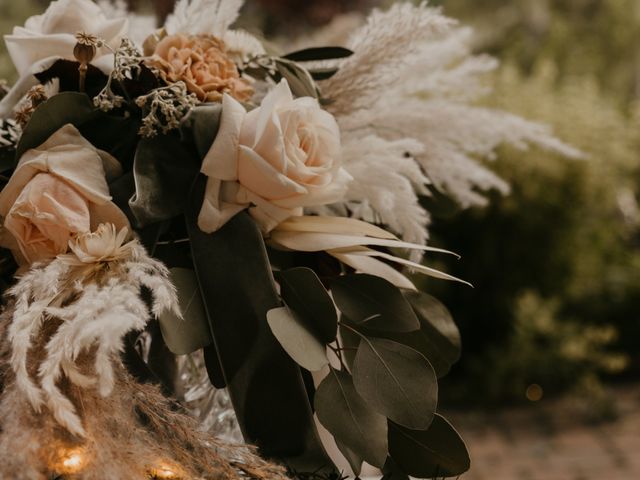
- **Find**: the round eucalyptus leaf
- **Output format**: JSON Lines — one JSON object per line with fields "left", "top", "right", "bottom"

{"left": 352, "top": 337, "right": 437, "bottom": 429}
{"left": 388, "top": 414, "right": 470, "bottom": 478}
{"left": 404, "top": 290, "right": 461, "bottom": 363}
{"left": 315, "top": 368, "right": 388, "bottom": 468}
{"left": 331, "top": 274, "right": 419, "bottom": 333}
{"left": 277, "top": 267, "right": 337, "bottom": 343}
{"left": 267, "top": 307, "right": 328, "bottom": 371}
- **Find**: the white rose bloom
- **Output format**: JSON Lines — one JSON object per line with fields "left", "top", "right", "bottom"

{"left": 0, "top": 0, "right": 128, "bottom": 118}
{"left": 198, "top": 79, "right": 352, "bottom": 234}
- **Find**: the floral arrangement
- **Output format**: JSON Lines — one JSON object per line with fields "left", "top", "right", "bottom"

{"left": 0, "top": 0, "right": 578, "bottom": 479}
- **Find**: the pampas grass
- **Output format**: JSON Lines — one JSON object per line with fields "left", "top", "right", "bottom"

{"left": 316, "top": 3, "right": 582, "bottom": 249}
{"left": 0, "top": 304, "right": 289, "bottom": 479}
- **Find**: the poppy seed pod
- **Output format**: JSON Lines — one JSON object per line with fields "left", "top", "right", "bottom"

{"left": 73, "top": 32, "right": 98, "bottom": 64}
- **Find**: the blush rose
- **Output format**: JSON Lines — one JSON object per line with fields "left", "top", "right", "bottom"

{"left": 198, "top": 79, "right": 352, "bottom": 233}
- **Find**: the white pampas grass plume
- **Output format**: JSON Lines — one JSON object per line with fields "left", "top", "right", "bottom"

{"left": 166, "top": 0, "right": 245, "bottom": 37}
{"left": 6, "top": 227, "right": 179, "bottom": 437}
{"left": 318, "top": 3, "right": 582, "bottom": 247}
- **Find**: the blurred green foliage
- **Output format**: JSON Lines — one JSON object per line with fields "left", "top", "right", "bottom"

{"left": 427, "top": 0, "right": 640, "bottom": 404}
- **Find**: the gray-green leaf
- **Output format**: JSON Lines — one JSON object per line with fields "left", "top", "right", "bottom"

{"left": 388, "top": 414, "right": 470, "bottom": 477}
{"left": 267, "top": 307, "right": 328, "bottom": 371}
{"left": 159, "top": 268, "right": 212, "bottom": 355}
{"left": 332, "top": 274, "right": 419, "bottom": 333}
{"left": 315, "top": 368, "right": 388, "bottom": 468}
{"left": 352, "top": 337, "right": 437, "bottom": 429}
{"left": 277, "top": 267, "right": 337, "bottom": 343}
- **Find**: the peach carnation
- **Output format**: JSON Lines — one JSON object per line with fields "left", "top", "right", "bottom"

{"left": 149, "top": 34, "right": 253, "bottom": 103}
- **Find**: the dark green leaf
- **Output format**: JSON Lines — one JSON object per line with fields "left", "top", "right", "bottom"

{"left": 360, "top": 292, "right": 460, "bottom": 378}
{"left": 277, "top": 267, "right": 337, "bottom": 343}
{"left": 283, "top": 47, "right": 354, "bottom": 62}
{"left": 179, "top": 103, "right": 222, "bottom": 159}
{"left": 158, "top": 268, "right": 212, "bottom": 355}
{"left": 130, "top": 132, "right": 200, "bottom": 227}
{"left": 186, "top": 178, "right": 334, "bottom": 471}
{"left": 338, "top": 321, "right": 360, "bottom": 370}
{"left": 352, "top": 336, "right": 437, "bottom": 429}
{"left": 267, "top": 306, "right": 329, "bottom": 371}
{"left": 315, "top": 368, "right": 388, "bottom": 468}
{"left": 388, "top": 414, "right": 470, "bottom": 478}
{"left": 16, "top": 92, "right": 97, "bottom": 158}
{"left": 274, "top": 58, "right": 319, "bottom": 98}
{"left": 381, "top": 458, "right": 410, "bottom": 480}
{"left": 404, "top": 291, "right": 461, "bottom": 369}
{"left": 335, "top": 439, "right": 363, "bottom": 477}
{"left": 0, "top": 149, "right": 15, "bottom": 173}
{"left": 79, "top": 114, "right": 140, "bottom": 171}
{"left": 331, "top": 274, "right": 419, "bottom": 333}
{"left": 309, "top": 67, "right": 339, "bottom": 81}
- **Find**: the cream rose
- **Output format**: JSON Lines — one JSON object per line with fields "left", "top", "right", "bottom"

{"left": 0, "top": 0, "right": 128, "bottom": 117}
{"left": 0, "top": 124, "right": 129, "bottom": 264}
{"left": 198, "top": 79, "right": 352, "bottom": 233}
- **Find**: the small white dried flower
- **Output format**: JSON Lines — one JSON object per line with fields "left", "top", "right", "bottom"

{"left": 135, "top": 82, "right": 198, "bottom": 137}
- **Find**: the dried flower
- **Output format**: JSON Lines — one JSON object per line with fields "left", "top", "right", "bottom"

{"left": 13, "top": 104, "right": 34, "bottom": 129}
{"left": 73, "top": 32, "right": 99, "bottom": 64}
{"left": 135, "top": 82, "right": 198, "bottom": 137}
{"left": 66, "top": 224, "right": 134, "bottom": 265}
{"left": 92, "top": 37, "right": 143, "bottom": 111}
{"left": 147, "top": 34, "right": 253, "bottom": 103}
{"left": 25, "top": 85, "right": 48, "bottom": 107}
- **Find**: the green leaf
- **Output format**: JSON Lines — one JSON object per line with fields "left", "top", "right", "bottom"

{"left": 16, "top": 92, "right": 97, "bottom": 158}
{"left": 315, "top": 368, "right": 388, "bottom": 468}
{"left": 283, "top": 46, "right": 354, "bottom": 62}
{"left": 338, "top": 321, "right": 360, "bottom": 370}
{"left": 267, "top": 306, "right": 329, "bottom": 371}
{"left": 274, "top": 58, "right": 319, "bottom": 98}
{"left": 179, "top": 103, "right": 222, "bottom": 159}
{"left": 309, "top": 67, "right": 339, "bottom": 81}
{"left": 158, "top": 268, "right": 212, "bottom": 355}
{"left": 335, "top": 439, "right": 364, "bottom": 477}
{"left": 130, "top": 132, "right": 201, "bottom": 227}
{"left": 186, "top": 181, "right": 334, "bottom": 471}
{"left": 277, "top": 267, "right": 337, "bottom": 343}
{"left": 388, "top": 414, "right": 470, "bottom": 478}
{"left": 352, "top": 336, "right": 437, "bottom": 429}
{"left": 404, "top": 291, "right": 461, "bottom": 372}
{"left": 331, "top": 274, "right": 420, "bottom": 333}
{"left": 381, "top": 458, "right": 410, "bottom": 480}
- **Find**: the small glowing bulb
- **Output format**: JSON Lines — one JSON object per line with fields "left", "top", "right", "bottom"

{"left": 63, "top": 453, "right": 83, "bottom": 469}
{"left": 55, "top": 447, "right": 87, "bottom": 474}
{"left": 151, "top": 464, "right": 179, "bottom": 479}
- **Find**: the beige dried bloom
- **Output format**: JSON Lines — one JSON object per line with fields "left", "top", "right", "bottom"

{"left": 25, "top": 85, "right": 48, "bottom": 107}
{"left": 148, "top": 34, "right": 253, "bottom": 103}
{"left": 66, "top": 224, "right": 134, "bottom": 265}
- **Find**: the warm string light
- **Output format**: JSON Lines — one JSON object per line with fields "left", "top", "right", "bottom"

{"left": 53, "top": 447, "right": 87, "bottom": 475}
{"left": 148, "top": 462, "right": 182, "bottom": 479}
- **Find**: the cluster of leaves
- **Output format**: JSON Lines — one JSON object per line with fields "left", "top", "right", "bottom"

{"left": 263, "top": 267, "right": 469, "bottom": 478}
